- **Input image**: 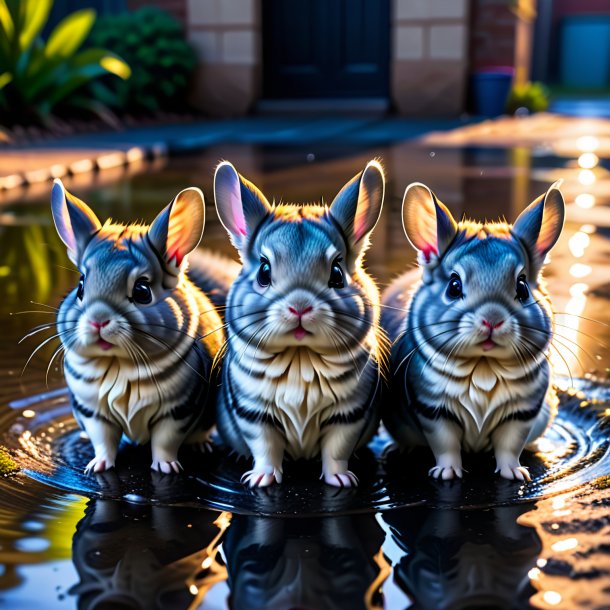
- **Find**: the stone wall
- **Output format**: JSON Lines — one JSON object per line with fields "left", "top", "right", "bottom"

{"left": 391, "top": 0, "right": 470, "bottom": 115}
{"left": 139, "top": 0, "right": 479, "bottom": 117}
{"left": 186, "top": 0, "right": 262, "bottom": 117}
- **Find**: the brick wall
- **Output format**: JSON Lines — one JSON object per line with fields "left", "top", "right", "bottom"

{"left": 469, "top": 0, "right": 518, "bottom": 70}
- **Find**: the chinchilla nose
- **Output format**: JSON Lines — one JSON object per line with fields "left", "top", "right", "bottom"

{"left": 482, "top": 319, "right": 504, "bottom": 330}
{"left": 89, "top": 319, "right": 110, "bottom": 329}
{"left": 288, "top": 305, "right": 313, "bottom": 317}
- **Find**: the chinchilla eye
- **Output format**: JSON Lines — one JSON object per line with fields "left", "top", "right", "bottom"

{"left": 132, "top": 278, "right": 153, "bottom": 304}
{"left": 446, "top": 273, "right": 463, "bottom": 299}
{"left": 328, "top": 257, "right": 345, "bottom": 289}
{"left": 516, "top": 274, "right": 529, "bottom": 302}
{"left": 257, "top": 257, "right": 271, "bottom": 287}
{"left": 76, "top": 275, "right": 85, "bottom": 301}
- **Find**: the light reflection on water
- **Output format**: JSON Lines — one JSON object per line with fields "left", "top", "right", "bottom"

{"left": 0, "top": 136, "right": 609, "bottom": 609}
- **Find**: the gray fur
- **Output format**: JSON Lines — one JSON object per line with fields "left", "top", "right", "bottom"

{"left": 214, "top": 160, "right": 386, "bottom": 488}
{"left": 51, "top": 179, "right": 234, "bottom": 474}
{"left": 382, "top": 181, "right": 564, "bottom": 481}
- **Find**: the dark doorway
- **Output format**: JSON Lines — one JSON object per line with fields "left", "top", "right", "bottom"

{"left": 262, "top": 0, "right": 390, "bottom": 99}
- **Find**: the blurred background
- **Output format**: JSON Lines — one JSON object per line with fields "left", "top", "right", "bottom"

{"left": 2, "top": 0, "right": 610, "bottom": 129}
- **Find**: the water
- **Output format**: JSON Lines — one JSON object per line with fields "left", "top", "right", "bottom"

{"left": 1, "top": 137, "right": 609, "bottom": 609}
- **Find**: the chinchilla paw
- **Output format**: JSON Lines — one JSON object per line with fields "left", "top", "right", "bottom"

{"left": 151, "top": 459, "right": 184, "bottom": 475}
{"left": 241, "top": 466, "right": 283, "bottom": 488}
{"left": 428, "top": 464, "right": 463, "bottom": 480}
{"left": 323, "top": 471, "right": 359, "bottom": 488}
{"left": 496, "top": 463, "right": 531, "bottom": 482}
{"left": 84, "top": 455, "right": 115, "bottom": 475}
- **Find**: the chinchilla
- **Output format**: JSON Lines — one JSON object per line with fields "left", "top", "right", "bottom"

{"left": 382, "top": 181, "right": 565, "bottom": 481}
{"left": 213, "top": 160, "right": 386, "bottom": 488}
{"left": 50, "top": 179, "right": 238, "bottom": 474}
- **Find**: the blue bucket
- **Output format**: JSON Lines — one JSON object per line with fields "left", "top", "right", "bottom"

{"left": 471, "top": 68, "right": 514, "bottom": 117}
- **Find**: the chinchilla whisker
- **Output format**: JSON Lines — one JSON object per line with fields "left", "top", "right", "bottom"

{"left": 248, "top": 322, "right": 278, "bottom": 375}
{"left": 438, "top": 336, "right": 471, "bottom": 396}
{"left": 131, "top": 322, "right": 197, "bottom": 340}
{"left": 330, "top": 328, "right": 366, "bottom": 377}
{"left": 129, "top": 327, "right": 206, "bottom": 381}
{"left": 12, "top": 310, "right": 58, "bottom": 316}
{"left": 236, "top": 319, "right": 270, "bottom": 367}
{"left": 46, "top": 332, "right": 80, "bottom": 386}
{"left": 550, "top": 321, "right": 609, "bottom": 348}
{"left": 197, "top": 302, "right": 248, "bottom": 317}
{"left": 326, "top": 329, "right": 363, "bottom": 377}
{"left": 21, "top": 329, "right": 75, "bottom": 376}
{"left": 418, "top": 334, "right": 460, "bottom": 380}
{"left": 520, "top": 323, "right": 601, "bottom": 368}
{"left": 19, "top": 322, "right": 78, "bottom": 343}
{"left": 54, "top": 263, "right": 80, "bottom": 274}
{"left": 439, "top": 334, "right": 468, "bottom": 378}
{"left": 520, "top": 335, "right": 574, "bottom": 386}
{"left": 30, "top": 300, "right": 59, "bottom": 311}
{"left": 46, "top": 343, "right": 66, "bottom": 387}
{"left": 392, "top": 319, "right": 460, "bottom": 345}
{"left": 126, "top": 339, "right": 164, "bottom": 403}
{"left": 551, "top": 311, "right": 609, "bottom": 328}
{"left": 394, "top": 327, "right": 459, "bottom": 377}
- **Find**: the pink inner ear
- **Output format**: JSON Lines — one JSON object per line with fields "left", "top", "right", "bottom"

{"left": 168, "top": 248, "right": 184, "bottom": 267}
{"left": 353, "top": 212, "right": 367, "bottom": 243}
{"left": 421, "top": 244, "right": 438, "bottom": 263}
{"left": 231, "top": 201, "right": 247, "bottom": 236}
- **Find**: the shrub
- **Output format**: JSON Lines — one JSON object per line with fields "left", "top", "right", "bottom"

{"left": 0, "top": 0, "right": 130, "bottom": 126}
{"left": 506, "top": 81, "right": 550, "bottom": 115}
{"left": 88, "top": 7, "right": 197, "bottom": 114}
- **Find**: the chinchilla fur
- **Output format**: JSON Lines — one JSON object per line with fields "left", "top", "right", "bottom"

{"left": 382, "top": 181, "right": 565, "bottom": 481}
{"left": 213, "top": 160, "right": 387, "bottom": 487}
{"left": 51, "top": 179, "right": 238, "bottom": 475}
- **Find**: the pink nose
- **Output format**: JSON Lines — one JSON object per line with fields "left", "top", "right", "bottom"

{"left": 482, "top": 319, "right": 504, "bottom": 330}
{"left": 288, "top": 306, "right": 313, "bottom": 317}
{"left": 89, "top": 320, "right": 110, "bottom": 329}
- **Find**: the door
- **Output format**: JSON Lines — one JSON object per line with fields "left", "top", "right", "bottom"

{"left": 263, "top": 0, "right": 390, "bottom": 98}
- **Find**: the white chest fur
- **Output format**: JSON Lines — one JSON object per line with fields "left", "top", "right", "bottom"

{"left": 232, "top": 345, "right": 365, "bottom": 458}
{"left": 66, "top": 353, "right": 163, "bottom": 443}
{"left": 439, "top": 356, "right": 541, "bottom": 450}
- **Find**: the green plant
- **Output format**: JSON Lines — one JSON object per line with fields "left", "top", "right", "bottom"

{"left": 0, "top": 0, "right": 130, "bottom": 125}
{"left": 506, "top": 81, "right": 550, "bottom": 114}
{"left": 88, "top": 7, "right": 197, "bottom": 114}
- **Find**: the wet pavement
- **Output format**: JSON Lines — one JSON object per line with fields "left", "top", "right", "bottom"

{"left": 0, "top": 129, "right": 610, "bottom": 609}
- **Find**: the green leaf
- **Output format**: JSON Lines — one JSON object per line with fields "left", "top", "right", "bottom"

{"left": 18, "top": 0, "right": 52, "bottom": 52}
{"left": 0, "top": 0, "right": 14, "bottom": 41}
{"left": 72, "top": 48, "right": 131, "bottom": 79}
{"left": 46, "top": 9, "right": 95, "bottom": 59}
{"left": 0, "top": 71, "right": 11, "bottom": 89}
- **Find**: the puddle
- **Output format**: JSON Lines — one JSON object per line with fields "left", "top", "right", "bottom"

{"left": 0, "top": 378, "right": 607, "bottom": 517}
{"left": 1, "top": 140, "right": 610, "bottom": 608}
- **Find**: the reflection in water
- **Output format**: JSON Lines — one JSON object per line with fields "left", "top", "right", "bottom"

{"left": 383, "top": 505, "right": 540, "bottom": 610}
{"left": 69, "top": 499, "right": 387, "bottom": 610}
{"left": 70, "top": 489, "right": 227, "bottom": 610}
{"left": 223, "top": 513, "right": 386, "bottom": 610}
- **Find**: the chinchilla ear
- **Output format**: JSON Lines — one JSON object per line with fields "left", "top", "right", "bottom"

{"left": 402, "top": 182, "right": 457, "bottom": 264}
{"left": 148, "top": 187, "right": 205, "bottom": 274}
{"left": 513, "top": 181, "right": 565, "bottom": 270}
{"left": 214, "top": 161, "right": 272, "bottom": 252}
{"left": 329, "top": 159, "right": 384, "bottom": 254}
{"left": 51, "top": 179, "right": 101, "bottom": 265}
